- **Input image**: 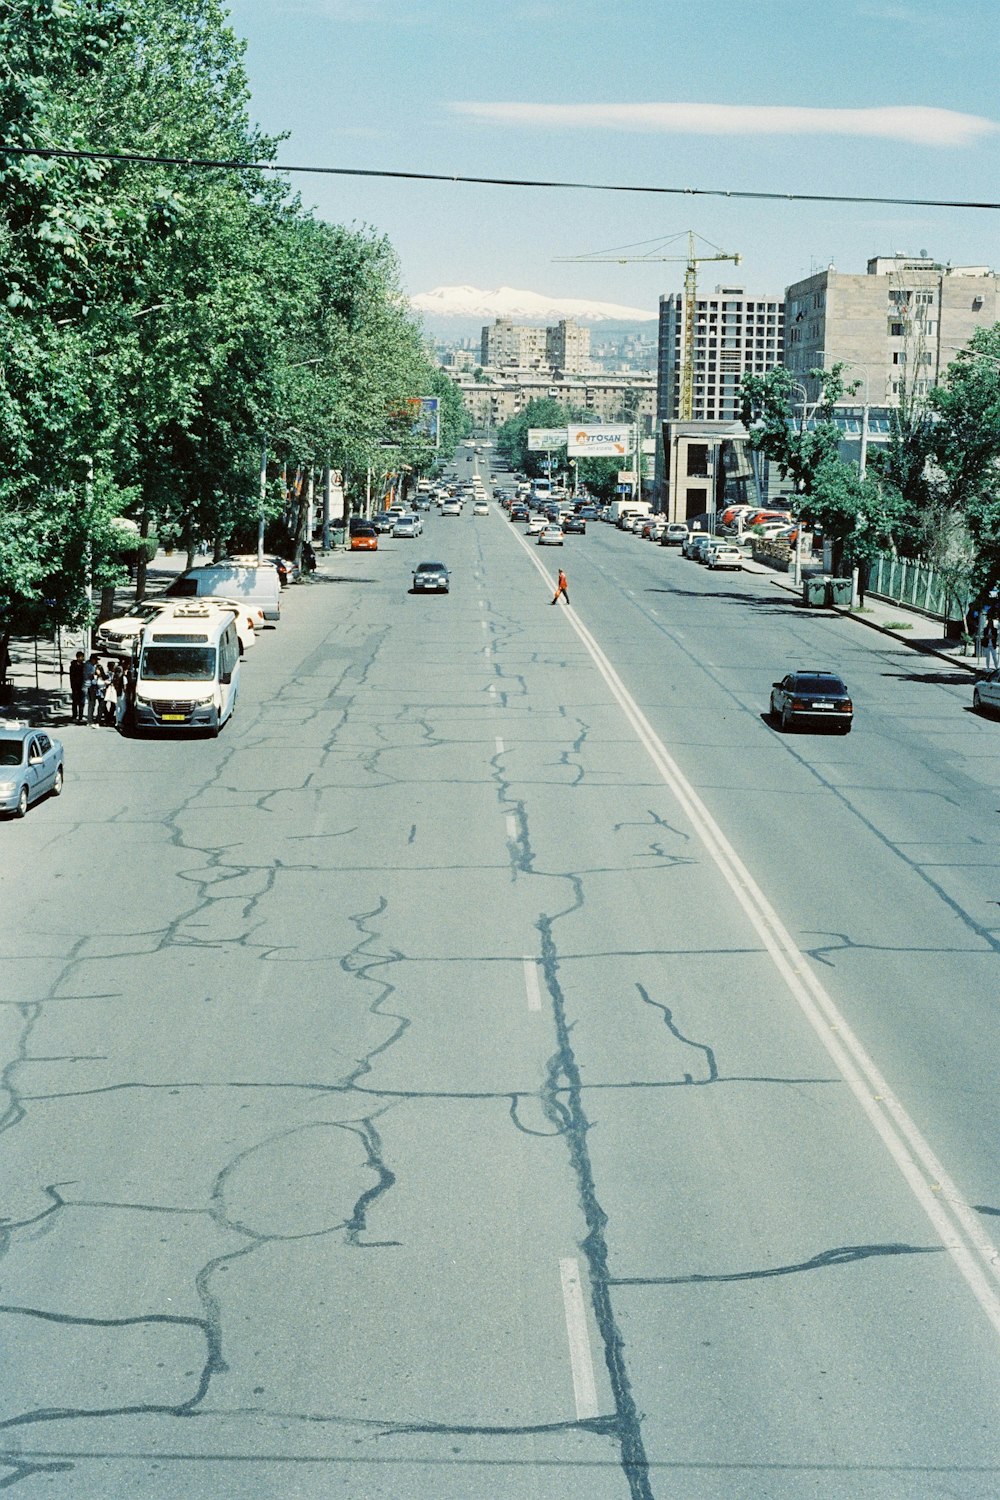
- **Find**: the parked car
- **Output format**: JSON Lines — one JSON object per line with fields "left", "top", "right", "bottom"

{"left": 660, "top": 523, "right": 689, "bottom": 547}
{"left": 349, "top": 523, "right": 378, "bottom": 551}
{"left": 707, "top": 544, "right": 743, "bottom": 571}
{"left": 561, "top": 514, "right": 586, "bottom": 534}
{"left": 537, "top": 525, "right": 564, "bottom": 546}
{"left": 412, "top": 561, "right": 450, "bottom": 594}
{"left": 392, "top": 513, "right": 423, "bottom": 538}
{"left": 769, "top": 671, "right": 854, "bottom": 733}
{"left": 973, "top": 671, "right": 1000, "bottom": 716}
{"left": 0, "top": 725, "right": 64, "bottom": 817}
{"left": 95, "top": 599, "right": 171, "bottom": 657}
{"left": 687, "top": 534, "right": 715, "bottom": 563}
{"left": 227, "top": 553, "right": 297, "bottom": 586}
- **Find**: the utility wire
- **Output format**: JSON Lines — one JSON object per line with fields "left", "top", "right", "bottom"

{"left": 1, "top": 143, "right": 998, "bottom": 212}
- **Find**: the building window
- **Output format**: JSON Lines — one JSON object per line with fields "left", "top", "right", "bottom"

{"left": 889, "top": 322, "right": 906, "bottom": 337}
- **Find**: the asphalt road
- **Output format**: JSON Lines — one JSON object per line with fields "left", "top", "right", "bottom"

{"left": 3, "top": 451, "right": 1000, "bottom": 1498}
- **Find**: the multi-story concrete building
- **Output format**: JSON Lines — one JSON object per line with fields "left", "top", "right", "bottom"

{"left": 448, "top": 370, "right": 655, "bottom": 436}
{"left": 654, "top": 284, "right": 784, "bottom": 516}
{"left": 480, "top": 319, "right": 548, "bottom": 370}
{"left": 784, "top": 254, "right": 1000, "bottom": 405}
{"left": 656, "top": 285, "right": 785, "bottom": 423}
{"left": 545, "top": 319, "right": 591, "bottom": 374}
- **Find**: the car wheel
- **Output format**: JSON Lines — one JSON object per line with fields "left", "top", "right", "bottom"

{"left": 52, "top": 766, "right": 64, "bottom": 796}
{"left": 973, "top": 688, "right": 983, "bottom": 713}
{"left": 15, "top": 785, "right": 29, "bottom": 818}
{"left": 780, "top": 707, "right": 793, "bottom": 732}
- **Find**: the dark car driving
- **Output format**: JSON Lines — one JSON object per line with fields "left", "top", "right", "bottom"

{"left": 770, "top": 671, "right": 854, "bottom": 733}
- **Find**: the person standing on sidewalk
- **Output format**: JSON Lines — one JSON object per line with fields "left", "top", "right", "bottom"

{"left": 983, "top": 613, "right": 999, "bottom": 672}
{"left": 85, "top": 654, "right": 105, "bottom": 725}
{"left": 551, "top": 568, "right": 570, "bottom": 606}
{"left": 69, "top": 651, "right": 86, "bottom": 724}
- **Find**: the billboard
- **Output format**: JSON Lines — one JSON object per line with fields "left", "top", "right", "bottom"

{"left": 566, "top": 425, "right": 633, "bottom": 457}
{"left": 414, "top": 396, "right": 440, "bottom": 446}
{"left": 528, "top": 428, "right": 568, "bottom": 451}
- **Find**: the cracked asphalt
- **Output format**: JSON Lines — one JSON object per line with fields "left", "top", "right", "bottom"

{"left": 4, "top": 479, "right": 1000, "bottom": 1497}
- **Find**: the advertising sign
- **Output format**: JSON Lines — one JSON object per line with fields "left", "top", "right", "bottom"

{"left": 528, "top": 428, "right": 568, "bottom": 451}
{"left": 566, "top": 425, "right": 633, "bottom": 457}
{"left": 414, "top": 396, "right": 440, "bottom": 446}
{"left": 617, "top": 470, "right": 637, "bottom": 483}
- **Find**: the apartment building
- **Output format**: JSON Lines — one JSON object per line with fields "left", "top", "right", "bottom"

{"left": 449, "top": 370, "right": 655, "bottom": 435}
{"left": 656, "top": 285, "right": 785, "bottom": 423}
{"left": 480, "top": 319, "right": 548, "bottom": 370}
{"left": 784, "top": 254, "right": 1000, "bottom": 404}
{"left": 545, "top": 319, "right": 591, "bottom": 374}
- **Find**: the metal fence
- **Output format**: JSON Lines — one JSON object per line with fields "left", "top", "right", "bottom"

{"left": 870, "top": 554, "right": 966, "bottom": 620}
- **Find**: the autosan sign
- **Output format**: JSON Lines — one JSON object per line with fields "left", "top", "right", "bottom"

{"left": 527, "top": 428, "right": 567, "bottom": 450}
{"left": 566, "top": 425, "right": 633, "bottom": 457}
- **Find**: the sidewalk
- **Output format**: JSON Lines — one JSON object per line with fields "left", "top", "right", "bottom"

{"left": 743, "top": 557, "right": 983, "bottom": 674}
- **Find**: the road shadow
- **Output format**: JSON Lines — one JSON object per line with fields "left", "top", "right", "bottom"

{"left": 0, "top": 686, "right": 73, "bottom": 727}
{"left": 645, "top": 586, "right": 819, "bottom": 616}
{"left": 881, "top": 669, "right": 975, "bottom": 686}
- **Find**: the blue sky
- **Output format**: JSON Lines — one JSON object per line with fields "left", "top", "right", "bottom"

{"left": 226, "top": 0, "right": 1000, "bottom": 315}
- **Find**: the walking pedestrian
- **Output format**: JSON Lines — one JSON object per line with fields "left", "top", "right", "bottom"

{"left": 85, "top": 654, "right": 105, "bottom": 725}
{"left": 302, "top": 540, "right": 316, "bottom": 577}
{"left": 551, "top": 567, "right": 570, "bottom": 606}
{"left": 983, "top": 612, "right": 1000, "bottom": 672}
{"left": 69, "top": 651, "right": 86, "bottom": 724}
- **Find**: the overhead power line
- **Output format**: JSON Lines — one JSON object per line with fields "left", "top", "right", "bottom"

{"left": 1, "top": 144, "right": 998, "bottom": 212}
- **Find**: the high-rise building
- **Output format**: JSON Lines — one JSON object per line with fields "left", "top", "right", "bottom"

{"left": 784, "top": 254, "right": 1000, "bottom": 405}
{"left": 656, "top": 285, "right": 785, "bottom": 423}
{"left": 480, "top": 319, "right": 547, "bottom": 369}
{"left": 545, "top": 319, "right": 591, "bottom": 374}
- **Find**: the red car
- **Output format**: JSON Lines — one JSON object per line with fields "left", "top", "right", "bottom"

{"left": 350, "top": 524, "right": 378, "bottom": 551}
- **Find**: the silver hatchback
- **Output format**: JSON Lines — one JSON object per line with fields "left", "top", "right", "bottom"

{"left": 0, "top": 725, "right": 65, "bottom": 817}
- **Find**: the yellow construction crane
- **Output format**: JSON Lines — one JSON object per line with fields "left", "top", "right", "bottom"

{"left": 554, "top": 231, "right": 741, "bottom": 420}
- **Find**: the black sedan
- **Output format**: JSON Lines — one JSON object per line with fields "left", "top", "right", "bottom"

{"left": 769, "top": 672, "right": 853, "bottom": 733}
{"left": 412, "top": 561, "right": 450, "bottom": 594}
{"left": 561, "top": 514, "right": 586, "bottom": 534}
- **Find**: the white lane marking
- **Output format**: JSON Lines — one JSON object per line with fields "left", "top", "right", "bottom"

{"left": 495, "top": 736, "right": 505, "bottom": 754}
{"left": 506, "top": 523, "right": 1000, "bottom": 1340}
{"left": 559, "top": 1258, "right": 600, "bottom": 1420}
{"left": 488, "top": 683, "right": 497, "bottom": 695}
{"left": 522, "top": 956, "right": 543, "bottom": 1012}
{"left": 480, "top": 619, "right": 488, "bottom": 630}
{"left": 505, "top": 813, "right": 517, "bottom": 839}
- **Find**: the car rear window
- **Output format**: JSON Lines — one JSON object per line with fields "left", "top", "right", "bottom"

{"left": 795, "top": 675, "right": 847, "bottom": 695}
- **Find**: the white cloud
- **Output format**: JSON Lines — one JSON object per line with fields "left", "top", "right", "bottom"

{"left": 449, "top": 101, "right": 999, "bottom": 148}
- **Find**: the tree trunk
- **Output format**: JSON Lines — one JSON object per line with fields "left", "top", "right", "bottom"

{"left": 292, "top": 469, "right": 312, "bottom": 568}
{"left": 135, "top": 507, "right": 150, "bottom": 601}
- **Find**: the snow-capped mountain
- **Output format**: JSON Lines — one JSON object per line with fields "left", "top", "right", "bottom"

{"left": 410, "top": 285, "right": 656, "bottom": 323}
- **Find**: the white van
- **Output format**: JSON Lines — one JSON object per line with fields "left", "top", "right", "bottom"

{"left": 133, "top": 601, "right": 240, "bottom": 735}
{"left": 165, "top": 563, "right": 281, "bottom": 623}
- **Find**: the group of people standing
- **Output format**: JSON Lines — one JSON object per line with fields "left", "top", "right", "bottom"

{"left": 68, "top": 653, "right": 135, "bottom": 728}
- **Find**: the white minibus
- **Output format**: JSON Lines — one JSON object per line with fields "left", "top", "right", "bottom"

{"left": 133, "top": 601, "right": 240, "bottom": 735}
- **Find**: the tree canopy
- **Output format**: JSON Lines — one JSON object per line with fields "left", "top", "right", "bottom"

{"left": 0, "top": 0, "right": 447, "bottom": 638}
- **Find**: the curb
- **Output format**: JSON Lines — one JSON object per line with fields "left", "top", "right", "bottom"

{"left": 764, "top": 575, "right": 979, "bottom": 674}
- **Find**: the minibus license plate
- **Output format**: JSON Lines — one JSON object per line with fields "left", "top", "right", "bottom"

{"left": 162, "top": 713, "right": 186, "bottom": 721}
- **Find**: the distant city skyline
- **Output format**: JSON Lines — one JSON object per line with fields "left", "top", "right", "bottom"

{"left": 226, "top": 0, "right": 1000, "bottom": 321}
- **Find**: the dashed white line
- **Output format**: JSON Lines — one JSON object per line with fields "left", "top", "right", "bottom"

{"left": 494, "top": 736, "right": 505, "bottom": 754}
{"left": 505, "top": 813, "right": 517, "bottom": 839}
{"left": 521, "top": 956, "right": 543, "bottom": 1012}
{"left": 559, "top": 1258, "right": 599, "bottom": 1420}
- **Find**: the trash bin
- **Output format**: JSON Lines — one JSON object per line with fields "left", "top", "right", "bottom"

{"left": 803, "top": 577, "right": 831, "bottom": 607}
{"left": 329, "top": 527, "right": 346, "bottom": 548}
{"left": 829, "top": 576, "right": 853, "bottom": 607}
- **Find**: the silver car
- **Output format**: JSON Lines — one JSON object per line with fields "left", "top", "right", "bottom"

{"left": 0, "top": 725, "right": 65, "bottom": 817}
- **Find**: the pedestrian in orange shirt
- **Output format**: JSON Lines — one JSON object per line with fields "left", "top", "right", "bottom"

{"left": 551, "top": 568, "right": 570, "bottom": 606}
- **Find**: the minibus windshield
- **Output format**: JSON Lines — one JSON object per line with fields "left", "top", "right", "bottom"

{"left": 140, "top": 646, "right": 216, "bottom": 681}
